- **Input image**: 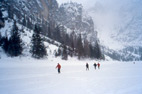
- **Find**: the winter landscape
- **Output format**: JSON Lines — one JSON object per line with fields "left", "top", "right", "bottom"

{"left": 0, "top": 58, "right": 142, "bottom": 94}
{"left": 0, "top": 0, "right": 142, "bottom": 94}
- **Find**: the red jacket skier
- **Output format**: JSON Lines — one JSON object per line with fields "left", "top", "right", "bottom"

{"left": 97, "top": 63, "right": 100, "bottom": 69}
{"left": 56, "top": 63, "right": 61, "bottom": 73}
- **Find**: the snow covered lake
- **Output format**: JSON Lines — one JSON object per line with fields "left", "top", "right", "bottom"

{"left": 0, "top": 58, "right": 142, "bottom": 94}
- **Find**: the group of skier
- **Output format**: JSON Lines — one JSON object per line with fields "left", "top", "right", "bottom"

{"left": 86, "top": 63, "right": 100, "bottom": 70}
{"left": 56, "top": 62, "right": 101, "bottom": 73}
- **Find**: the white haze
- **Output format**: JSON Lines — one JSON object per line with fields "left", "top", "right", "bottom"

{"left": 57, "top": 0, "right": 142, "bottom": 50}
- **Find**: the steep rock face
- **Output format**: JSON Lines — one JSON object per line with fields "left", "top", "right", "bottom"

{"left": 0, "top": 0, "right": 58, "bottom": 24}
{"left": 0, "top": 0, "right": 59, "bottom": 36}
{"left": 57, "top": 2, "right": 97, "bottom": 44}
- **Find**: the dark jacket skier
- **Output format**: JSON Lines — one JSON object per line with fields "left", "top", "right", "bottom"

{"left": 86, "top": 63, "right": 89, "bottom": 70}
{"left": 93, "top": 63, "right": 97, "bottom": 69}
{"left": 56, "top": 63, "right": 61, "bottom": 73}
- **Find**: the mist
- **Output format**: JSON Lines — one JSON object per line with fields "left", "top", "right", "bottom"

{"left": 57, "top": 0, "right": 142, "bottom": 49}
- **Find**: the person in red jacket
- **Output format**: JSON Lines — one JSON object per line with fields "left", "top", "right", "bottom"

{"left": 97, "top": 63, "right": 100, "bottom": 69}
{"left": 56, "top": 63, "right": 61, "bottom": 73}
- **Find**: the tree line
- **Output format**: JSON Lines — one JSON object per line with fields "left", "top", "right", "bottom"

{"left": 0, "top": 20, "right": 104, "bottom": 60}
{"left": 46, "top": 20, "right": 104, "bottom": 60}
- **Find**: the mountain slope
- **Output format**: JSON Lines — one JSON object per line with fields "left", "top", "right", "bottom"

{"left": 57, "top": 2, "right": 97, "bottom": 45}
{"left": 0, "top": 0, "right": 103, "bottom": 60}
{"left": 88, "top": 0, "right": 142, "bottom": 61}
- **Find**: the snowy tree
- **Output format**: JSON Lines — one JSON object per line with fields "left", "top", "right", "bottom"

{"left": 89, "top": 44, "right": 94, "bottom": 58}
{"left": 94, "top": 41, "right": 102, "bottom": 59}
{"left": 8, "top": 21, "right": 23, "bottom": 56}
{"left": 62, "top": 45, "right": 68, "bottom": 60}
{"left": 77, "top": 34, "right": 84, "bottom": 59}
{"left": 2, "top": 35, "right": 9, "bottom": 53}
{"left": 30, "top": 24, "right": 47, "bottom": 59}
{"left": 65, "top": 34, "right": 70, "bottom": 46}
{"left": 55, "top": 47, "right": 62, "bottom": 57}
{"left": 71, "top": 40, "right": 74, "bottom": 51}
{"left": 53, "top": 25, "right": 61, "bottom": 42}
{"left": 47, "top": 24, "right": 51, "bottom": 38}
{"left": 83, "top": 40, "right": 90, "bottom": 58}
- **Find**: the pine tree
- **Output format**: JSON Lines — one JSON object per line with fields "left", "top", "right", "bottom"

{"left": 71, "top": 40, "right": 74, "bottom": 51}
{"left": 70, "top": 31, "right": 75, "bottom": 51}
{"left": 48, "top": 24, "right": 51, "bottom": 38}
{"left": 77, "top": 34, "right": 84, "bottom": 59}
{"left": 8, "top": 21, "right": 23, "bottom": 56}
{"left": 2, "top": 35, "right": 9, "bottom": 53}
{"left": 89, "top": 44, "right": 94, "bottom": 58}
{"left": 65, "top": 34, "right": 70, "bottom": 46}
{"left": 94, "top": 41, "right": 102, "bottom": 59}
{"left": 89, "top": 41, "right": 103, "bottom": 59}
{"left": 54, "top": 25, "right": 61, "bottom": 42}
{"left": 83, "top": 40, "right": 90, "bottom": 58}
{"left": 62, "top": 45, "right": 68, "bottom": 60}
{"left": 30, "top": 24, "right": 47, "bottom": 59}
{"left": 0, "top": 32, "right": 2, "bottom": 46}
{"left": 55, "top": 50, "right": 58, "bottom": 57}
{"left": 22, "top": 15, "right": 26, "bottom": 26}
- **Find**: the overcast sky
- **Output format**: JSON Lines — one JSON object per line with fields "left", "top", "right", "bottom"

{"left": 57, "top": 0, "right": 141, "bottom": 10}
{"left": 57, "top": 0, "right": 97, "bottom": 9}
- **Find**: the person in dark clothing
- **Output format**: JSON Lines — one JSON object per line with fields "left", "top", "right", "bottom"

{"left": 93, "top": 63, "right": 97, "bottom": 69}
{"left": 86, "top": 63, "right": 89, "bottom": 70}
{"left": 56, "top": 63, "right": 61, "bottom": 73}
{"left": 97, "top": 63, "right": 100, "bottom": 69}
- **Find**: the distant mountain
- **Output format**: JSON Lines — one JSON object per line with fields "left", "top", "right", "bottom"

{"left": 88, "top": 0, "right": 142, "bottom": 61}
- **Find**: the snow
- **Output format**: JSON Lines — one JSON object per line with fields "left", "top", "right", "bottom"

{"left": 2, "top": 11, "right": 8, "bottom": 18}
{"left": 0, "top": 57, "right": 142, "bottom": 94}
{"left": 0, "top": 20, "right": 13, "bottom": 38}
{"left": 36, "top": 0, "right": 43, "bottom": 8}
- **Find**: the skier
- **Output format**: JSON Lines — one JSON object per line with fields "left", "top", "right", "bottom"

{"left": 86, "top": 63, "right": 89, "bottom": 70}
{"left": 93, "top": 63, "right": 97, "bottom": 69}
{"left": 97, "top": 63, "right": 100, "bottom": 69}
{"left": 56, "top": 63, "right": 61, "bottom": 73}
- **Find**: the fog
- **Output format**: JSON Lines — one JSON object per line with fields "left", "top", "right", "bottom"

{"left": 57, "top": 0, "right": 142, "bottom": 32}
{"left": 57, "top": 0, "right": 142, "bottom": 49}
